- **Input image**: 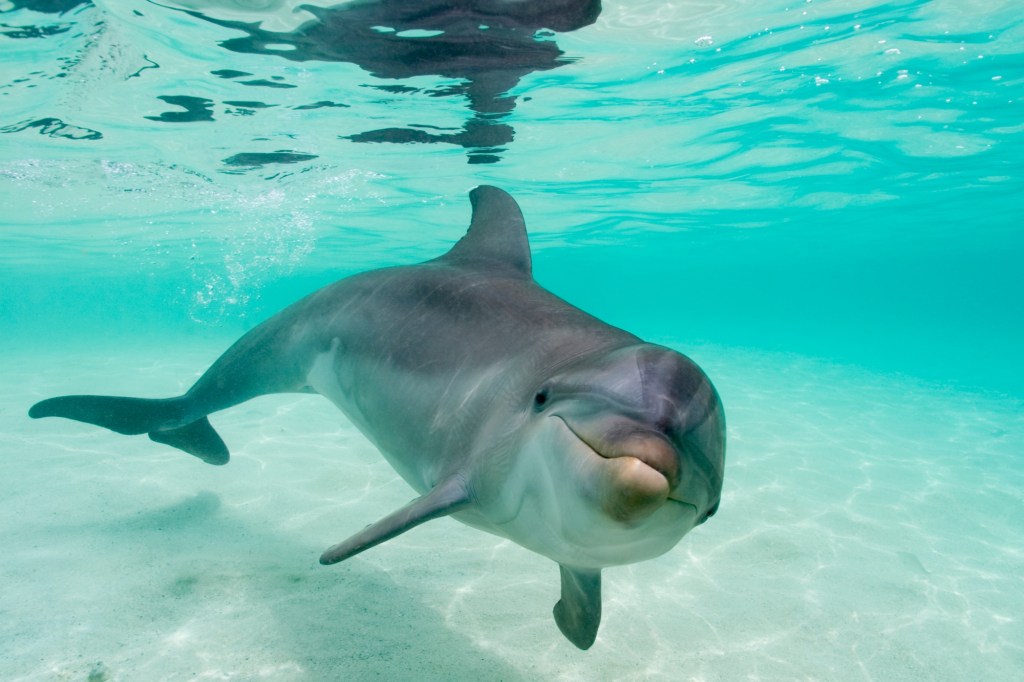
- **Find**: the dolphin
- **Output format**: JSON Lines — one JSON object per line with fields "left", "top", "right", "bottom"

{"left": 29, "top": 186, "right": 725, "bottom": 650}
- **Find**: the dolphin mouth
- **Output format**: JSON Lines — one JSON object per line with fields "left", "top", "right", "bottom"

{"left": 555, "top": 416, "right": 677, "bottom": 487}
{"left": 666, "top": 496, "right": 698, "bottom": 514}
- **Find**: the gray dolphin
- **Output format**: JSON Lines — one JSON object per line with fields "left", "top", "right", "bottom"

{"left": 29, "top": 186, "right": 725, "bottom": 650}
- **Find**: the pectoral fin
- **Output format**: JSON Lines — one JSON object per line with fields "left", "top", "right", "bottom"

{"left": 320, "top": 476, "right": 471, "bottom": 565}
{"left": 553, "top": 565, "right": 602, "bottom": 650}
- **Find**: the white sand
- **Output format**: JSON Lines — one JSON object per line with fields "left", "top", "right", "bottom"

{"left": 3, "top": 337, "right": 1022, "bottom": 681}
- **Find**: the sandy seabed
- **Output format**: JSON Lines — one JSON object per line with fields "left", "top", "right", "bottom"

{"left": 3, "top": 336, "right": 1022, "bottom": 681}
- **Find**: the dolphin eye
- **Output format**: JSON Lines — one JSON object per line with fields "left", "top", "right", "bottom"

{"left": 533, "top": 390, "right": 548, "bottom": 409}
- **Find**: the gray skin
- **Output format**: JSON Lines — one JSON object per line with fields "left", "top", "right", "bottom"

{"left": 29, "top": 186, "right": 725, "bottom": 650}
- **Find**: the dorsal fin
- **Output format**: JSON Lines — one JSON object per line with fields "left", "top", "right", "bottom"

{"left": 439, "top": 185, "right": 532, "bottom": 276}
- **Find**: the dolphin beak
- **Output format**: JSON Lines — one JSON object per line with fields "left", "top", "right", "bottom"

{"left": 556, "top": 417, "right": 677, "bottom": 524}
{"left": 599, "top": 456, "right": 671, "bottom": 523}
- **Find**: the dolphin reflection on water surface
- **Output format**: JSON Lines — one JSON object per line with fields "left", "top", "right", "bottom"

{"left": 173, "top": 0, "right": 603, "bottom": 163}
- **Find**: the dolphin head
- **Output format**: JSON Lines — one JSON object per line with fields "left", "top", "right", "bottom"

{"left": 542, "top": 344, "right": 725, "bottom": 524}
{"left": 489, "top": 343, "right": 724, "bottom": 567}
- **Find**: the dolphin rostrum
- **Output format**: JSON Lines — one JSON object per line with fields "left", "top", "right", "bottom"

{"left": 29, "top": 186, "right": 725, "bottom": 650}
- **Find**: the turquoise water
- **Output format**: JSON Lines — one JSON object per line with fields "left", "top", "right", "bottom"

{"left": 2, "top": 1, "right": 1022, "bottom": 680}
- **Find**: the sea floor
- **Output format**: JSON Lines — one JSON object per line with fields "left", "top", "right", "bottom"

{"left": 3, "top": 336, "right": 1022, "bottom": 681}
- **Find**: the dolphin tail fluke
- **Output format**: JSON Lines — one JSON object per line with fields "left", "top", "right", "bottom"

{"left": 147, "top": 416, "right": 228, "bottom": 465}
{"left": 553, "top": 565, "right": 602, "bottom": 650}
{"left": 28, "top": 395, "right": 229, "bottom": 465}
